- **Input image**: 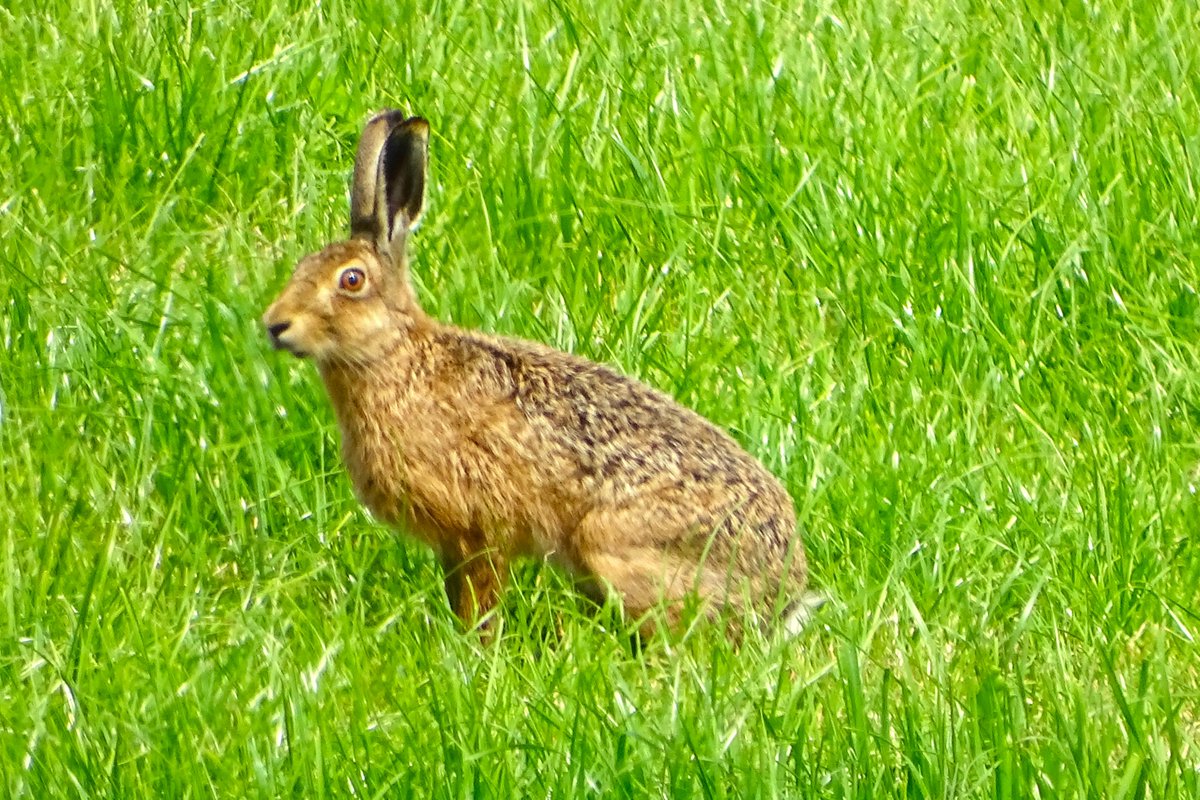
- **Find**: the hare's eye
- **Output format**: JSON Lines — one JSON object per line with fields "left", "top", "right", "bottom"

{"left": 339, "top": 268, "right": 366, "bottom": 292}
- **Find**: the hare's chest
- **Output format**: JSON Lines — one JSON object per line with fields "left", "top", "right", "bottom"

{"left": 340, "top": 426, "right": 410, "bottom": 519}
{"left": 339, "top": 418, "right": 474, "bottom": 547}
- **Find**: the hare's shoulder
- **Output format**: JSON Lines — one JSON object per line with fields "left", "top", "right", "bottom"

{"left": 431, "top": 327, "right": 751, "bottom": 476}
{"left": 433, "top": 326, "right": 683, "bottom": 422}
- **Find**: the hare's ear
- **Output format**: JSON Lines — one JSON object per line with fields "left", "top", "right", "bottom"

{"left": 378, "top": 116, "right": 429, "bottom": 248}
{"left": 350, "top": 109, "right": 407, "bottom": 240}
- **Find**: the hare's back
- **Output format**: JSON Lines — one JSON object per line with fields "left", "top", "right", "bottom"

{"left": 444, "top": 329, "right": 794, "bottom": 525}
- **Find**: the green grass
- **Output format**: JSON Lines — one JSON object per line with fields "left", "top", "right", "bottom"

{"left": 2, "top": 0, "right": 1199, "bottom": 795}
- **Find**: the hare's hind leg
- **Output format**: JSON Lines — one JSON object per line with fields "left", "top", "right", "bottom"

{"left": 574, "top": 509, "right": 737, "bottom": 637}
{"left": 578, "top": 549, "right": 693, "bottom": 635}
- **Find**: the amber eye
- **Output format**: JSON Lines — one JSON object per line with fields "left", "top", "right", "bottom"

{"left": 339, "top": 267, "right": 366, "bottom": 293}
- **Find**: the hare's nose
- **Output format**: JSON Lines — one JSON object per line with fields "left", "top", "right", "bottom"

{"left": 267, "top": 321, "right": 291, "bottom": 340}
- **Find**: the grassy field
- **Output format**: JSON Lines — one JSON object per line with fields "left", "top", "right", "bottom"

{"left": 2, "top": 0, "right": 1199, "bottom": 796}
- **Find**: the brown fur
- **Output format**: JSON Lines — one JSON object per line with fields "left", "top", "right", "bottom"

{"left": 262, "top": 112, "right": 808, "bottom": 636}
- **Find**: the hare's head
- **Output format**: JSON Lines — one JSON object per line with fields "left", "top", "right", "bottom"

{"left": 263, "top": 111, "right": 428, "bottom": 364}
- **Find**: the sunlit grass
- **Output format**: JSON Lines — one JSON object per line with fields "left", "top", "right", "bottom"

{"left": 1, "top": 0, "right": 1198, "bottom": 796}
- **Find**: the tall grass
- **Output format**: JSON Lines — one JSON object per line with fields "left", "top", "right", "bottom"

{"left": 1, "top": 0, "right": 1198, "bottom": 796}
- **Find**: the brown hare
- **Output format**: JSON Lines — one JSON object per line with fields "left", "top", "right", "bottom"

{"left": 263, "top": 110, "right": 813, "bottom": 637}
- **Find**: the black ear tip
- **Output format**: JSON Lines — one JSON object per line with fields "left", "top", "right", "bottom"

{"left": 371, "top": 107, "right": 405, "bottom": 122}
{"left": 399, "top": 116, "right": 430, "bottom": 142}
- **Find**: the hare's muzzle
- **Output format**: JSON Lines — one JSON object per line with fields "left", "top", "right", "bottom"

{"left": 267, "top": 320, "right": 291, "bottom": 343}
{"left": 264, "top": 318, "right": 307, "bottom": 358}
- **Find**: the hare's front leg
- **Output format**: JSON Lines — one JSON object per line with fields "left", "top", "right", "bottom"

{"left": 441, "top": 546, "right": 506, "bottom": 630}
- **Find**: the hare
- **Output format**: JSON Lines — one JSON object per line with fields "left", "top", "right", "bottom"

{"left": 263, "top": 110, "right": 812, "bottom": 637}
